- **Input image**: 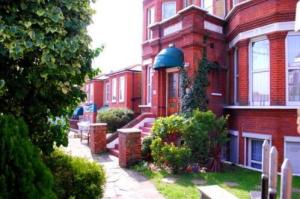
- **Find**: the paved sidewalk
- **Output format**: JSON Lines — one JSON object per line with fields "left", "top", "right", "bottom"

{"left": 64, "top": 134, "right": 164, "bottom": 199}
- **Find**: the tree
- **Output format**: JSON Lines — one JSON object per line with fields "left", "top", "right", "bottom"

{"left": 0, "top": 0, "right": 100, "bottom": 153}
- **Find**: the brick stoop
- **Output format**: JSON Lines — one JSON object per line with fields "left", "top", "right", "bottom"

{"left": 108, "top": 120, "right": 154, "bottom": 157}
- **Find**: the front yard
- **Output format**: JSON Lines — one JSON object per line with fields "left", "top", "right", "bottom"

{"left": 133, "top": 162, "right": 300, "bottom": 199}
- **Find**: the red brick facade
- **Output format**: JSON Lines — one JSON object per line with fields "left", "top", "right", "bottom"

{"left": 141, "top": 0, "right": 300, "bottom": 173}
{"left": 84, "top": 66, "right": 142, "bottom": 115}
{"left": 89, "top": 123, "right": 107, "bottom": 154}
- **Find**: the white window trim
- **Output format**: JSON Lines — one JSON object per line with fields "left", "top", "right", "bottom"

{"left": 146, "top": 65, "right": 153, "bottom": 105}
{"left": 234, "top": 47, "right": 239, "bottom": 105}
{"left": 284, "top": 136, "right": 300, "bottom": 175}
{"left": 285, "top": 31, "right": 300, "bottom": 106}
{"left": 147, "top": 7, "right": 155, "bottom": 40}
{"left": 105, "top": 82, "right": 110, "bottom": 104}
{"left": 112, "top": 78, "right": 117, "bottom": 103}
{"left": 119, "top": 76, "right": 125, "bottom": 102}
{"left": 242, "top": 132, "right": 272, "bottom": 170}
{"left": 248, "top": 36, "right": 270, "bottom": 106}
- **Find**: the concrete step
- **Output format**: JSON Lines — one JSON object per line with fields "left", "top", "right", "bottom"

{"left": 144, "top": 122, "right": 153, "bottom": 128}
{"left": 139, "top": 126, "right": 151, "bottom": 133}
{"left": 109, "top": 148, "right": 119, "bottom": 157}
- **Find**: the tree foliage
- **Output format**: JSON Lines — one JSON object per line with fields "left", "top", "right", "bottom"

{"left": 0, "top": 0, "right": 100, "bottom": 153}
{"left": 0, "top": 115, "right": 55, "bottom": 199}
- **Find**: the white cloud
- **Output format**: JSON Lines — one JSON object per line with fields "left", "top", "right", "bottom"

{"left": 88, "top": 0, "right": 143, "bottom": 73}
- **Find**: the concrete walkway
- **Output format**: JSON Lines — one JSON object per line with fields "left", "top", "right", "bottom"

{"left": 64, "top": 133, "right": 164, "bottom": 199}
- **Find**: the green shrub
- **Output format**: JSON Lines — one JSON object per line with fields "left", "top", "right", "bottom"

{"left": 141, "top": 136, "right": 154, "bottom": 161}
{"left": 151, "top": 137, "right": 191, "bottom": 173}
{"left": 44, "top": 150, "right": 105, "bottom": 199}
{"left": 183, "top": 110, "right": 228, "bottom": 164}
{"left": 0, "top": 115, "right": 55, "bottom": 199}
{"left": 152, "top": 115, "right": 185, "bottom": 140}
{"left": 97, "top": 108, "right": 134, "bottom": 133}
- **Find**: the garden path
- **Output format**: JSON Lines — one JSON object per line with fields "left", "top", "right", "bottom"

{"left": 64, "top": 133, "right": 164, "bottom": 199}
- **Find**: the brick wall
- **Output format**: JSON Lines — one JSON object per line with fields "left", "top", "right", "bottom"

{"left": 226, "top": 108, "right": 298, "bottom": 169}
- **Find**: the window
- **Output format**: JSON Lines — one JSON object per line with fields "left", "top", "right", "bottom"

{"left": 286, "top": 33, "right": 300, "bottom": 105}
{"left": 147, "top": 66, "right": 153, "bottom": 105}
{"left": 202, "top": 0, "right": 213, "bottom": 14}
{"left": 232, "top": 0, "right": 239, "bottom": 6}
{"left": 249, "top": 139, "right": 264, "bottom": 169}
{"left": 250, "top": 39, "right": 270, "bottom": 106}
{"left": 147, "top": 7, "right": 155, "bottom": 40}
{"left": 183, "top": 0, "right": 194, "bottom": 8}
{"left": 112, "top": 78, "right": 117, "bottom": 102}
{"left": 89, "top": 83, "right": 94, "bottom": 103}
{"left": 162, "top": 1, "right": 176, "bottom": 20}
{"left": 119, "top": 76, "right": 125, "bottom": 102}
{"left": 105, "top": 82, "right": 110, "bottom": 103}
{"left": 234, "top": 47, "right": 239, "bottom": 105}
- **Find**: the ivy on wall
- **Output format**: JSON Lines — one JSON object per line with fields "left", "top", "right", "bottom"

{"left": 180, "top": 35, "right": 220, "bottom": 116}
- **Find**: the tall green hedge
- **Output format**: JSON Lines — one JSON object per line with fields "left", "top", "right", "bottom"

{"left": 44, "top": 150, "right": 105, "bottom": 199}
{"left": 0, "top": 115, "right": 55, "bottom": 199}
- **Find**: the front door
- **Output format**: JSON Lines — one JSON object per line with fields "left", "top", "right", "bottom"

{"left": 167, "top": 71, "right": 180, "bottom": 116}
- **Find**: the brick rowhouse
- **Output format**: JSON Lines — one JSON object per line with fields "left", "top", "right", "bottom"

{"left": 140, "top": 0, "right": 300, "bottom": 174}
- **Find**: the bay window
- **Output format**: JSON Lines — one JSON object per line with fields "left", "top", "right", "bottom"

{"left": 286, "top": 33, "right": 300, "bottom": 105}
{"left": 119, "top": 76, "right": 125, "bottom": 102}
{"left": 112, "top": 78, "right": 117, "bottom": 102}
{"left": 250, "top": 38, "right": 270, "bottom": 106}
{"left": 162, "top": 1, "right": 176, "bottom": 20}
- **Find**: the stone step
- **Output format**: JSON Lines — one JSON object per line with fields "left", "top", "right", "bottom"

{"left": 139, "top": 126, "right": 151, "bottom": 133}
{"left": 144, "top": 122, "right": 153, "bottom": 128}
{"left": 109, "top": 148, "right": 119, "bottom": 157}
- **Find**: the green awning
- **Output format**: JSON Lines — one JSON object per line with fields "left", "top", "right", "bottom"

{"left": 153, "top": 44, "right": 184, "bottom": 70}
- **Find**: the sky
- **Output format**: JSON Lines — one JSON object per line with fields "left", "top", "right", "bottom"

{"left": 88, "top": 0, "right": 143, "bottom": 73}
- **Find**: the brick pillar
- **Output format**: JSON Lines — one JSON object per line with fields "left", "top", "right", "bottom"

{"left": 268, "top": 31, "right": 287, "bottom": 105}
{"left": 89, "top": 123, "right": 107, "bottom": 154}
{"left": 118, "top": 128, "right": 142, "bottom": 168}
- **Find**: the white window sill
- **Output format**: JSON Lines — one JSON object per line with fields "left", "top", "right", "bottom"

{"left": 138, "top": 104, "right": 152, "bottom": 108}
{"left": 224, "top": 105, "right": 300, "bottom": 110}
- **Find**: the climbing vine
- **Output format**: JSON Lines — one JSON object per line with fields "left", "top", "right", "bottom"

{"left": 180, "top": 35, "right": 220, "bottom": 116}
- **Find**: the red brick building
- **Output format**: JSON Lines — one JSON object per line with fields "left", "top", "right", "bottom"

{"left": 84, "top": 65, "right": 142, "bottom": 114}
{"left": 140, "top": 0, "right": 300, "bottom": 174}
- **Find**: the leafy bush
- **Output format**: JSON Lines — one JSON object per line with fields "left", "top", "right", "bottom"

{"left": 151, "top": 137, "right": 191, "bottom": 173}
{"left": 141, "top": 136, "right": 154, "bottom": 161}
{"left": 184, "top": 110, "right": 228, "bottom": 164}
{"left": 44, "top": 150, "right": 105, "bottom": 199}
{"left": 152, "top": 115, "right": 185, "bottom": 140}
{"left": 97, "top": 108, "right": 134, "bottom": 133}
{"left": 0, "top": 115, "right": 55, "bottom": 199}
{"left": 150, "top": 110, "right": 229, "bottom": 172}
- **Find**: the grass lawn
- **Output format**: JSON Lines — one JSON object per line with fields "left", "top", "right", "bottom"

{"left": 132, "top": 162, "right": 300, "bottom": 199}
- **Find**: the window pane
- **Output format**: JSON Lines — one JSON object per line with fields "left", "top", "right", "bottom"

{"left": 252, "top": 40, "right": 269, "bottom": 71}
{"left": 168, "top": 73, "right": 178, "bottom": 98}
{"left": 251, "top": 162, "right": 262, "bottom": 169}
{"left": 287, "top": 35, "right": 300, "bottom": 68}
{"left": 162, "top": 1, "right": 176, "bottom": 20}
{"left": 203, "top": 0, "right": 213, "bottom": 14}
{"left": 252, "top": 71, "right": 270, "bottom": 104}
{"left": 251, "top": 139, "right": 263, "bottom": 162}
{"left": 287, "top": 35, "right": 300, "bottom": 103}
{"left": 288, "top": 69, "right": 300, "bottom": 101}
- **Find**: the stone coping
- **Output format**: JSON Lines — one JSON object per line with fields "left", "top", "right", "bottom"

{"left": 198, "top": 185, "right": 238, "bottom": 199}
{"left": 118, "top": 128, "right": 141, "bottom": 134}
{"left": 89, "top": 123, "right": 107, "bottom": 127}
